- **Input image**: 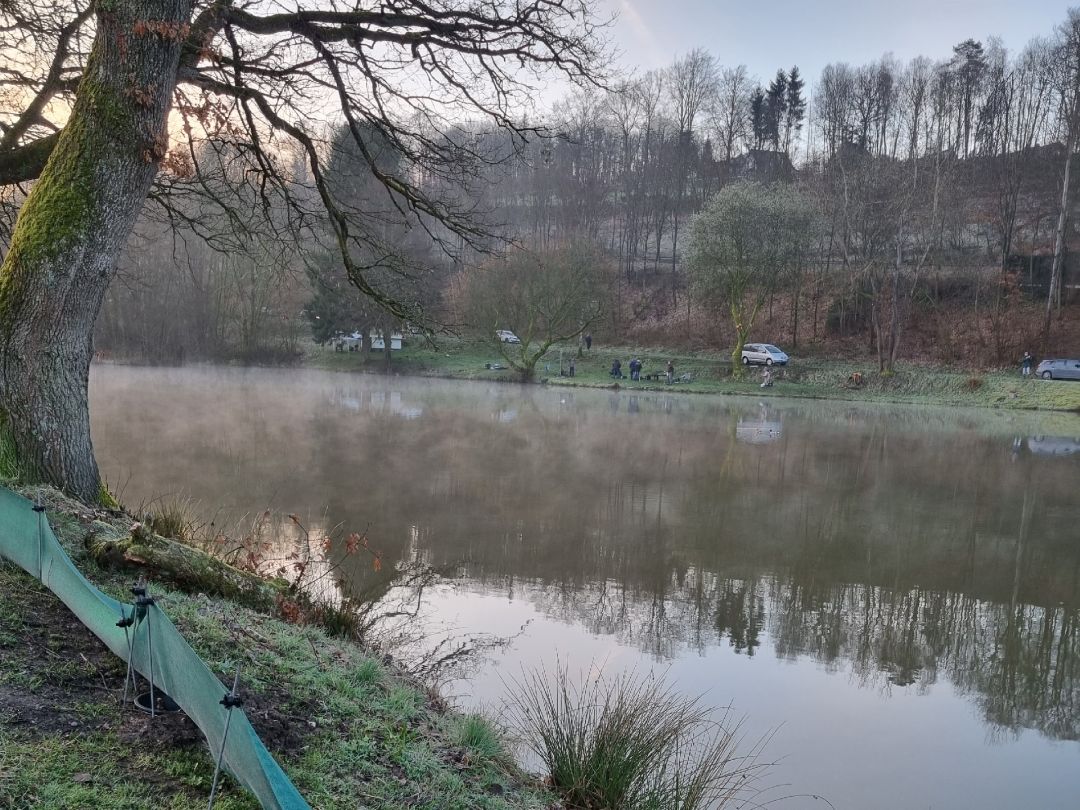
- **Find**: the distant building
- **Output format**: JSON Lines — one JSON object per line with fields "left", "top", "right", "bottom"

{"left": 369, "top": 330, "right": 402, "bottom": 351}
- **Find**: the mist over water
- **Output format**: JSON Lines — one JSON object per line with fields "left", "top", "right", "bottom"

{"left": 90, "top": 364, "right": 1080, "bottom": 810}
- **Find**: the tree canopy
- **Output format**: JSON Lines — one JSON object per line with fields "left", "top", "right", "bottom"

{"left": 458, "top": 241, "right": 607, "bottom": 381}
{"left": 687, "top": 182, "right": 816, "bottom": 374}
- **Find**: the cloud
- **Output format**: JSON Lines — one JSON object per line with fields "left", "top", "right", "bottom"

{"left": 617, "top": 0, "right": 666, "bottom": 68}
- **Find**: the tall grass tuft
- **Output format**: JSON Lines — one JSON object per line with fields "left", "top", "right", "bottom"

{"left": 144, "top": 496, "right": 202, "bottom": 541}
{"left": 507, "top": 665, "right": 770, "bottom": 810}
{"left": 452, "top": 713, "right": 508, "bottom": 763}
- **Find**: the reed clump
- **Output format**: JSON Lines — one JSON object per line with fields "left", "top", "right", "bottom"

{"left": 506, "top": 665, "right": 770, "bottom": 810}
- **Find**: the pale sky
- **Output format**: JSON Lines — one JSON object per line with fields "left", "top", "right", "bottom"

{"left": 605, "top": 0, "right": 1073, "bottom": 85}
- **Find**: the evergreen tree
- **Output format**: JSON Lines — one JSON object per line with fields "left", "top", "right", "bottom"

{"left": 784, "top": 65, "right": 807, "bottom": 157}
{"left": 305, "top": 124, "right": 434, "bottom": 369}
{"left": 750, "top": 86, "right": 768, "bottom": 150}
{"left": 765, "top": 70, "right": 788, "bottom": 149}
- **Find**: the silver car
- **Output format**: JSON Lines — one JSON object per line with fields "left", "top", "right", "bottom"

{"left": 1035, "top": 358, "right": 1080, "bottom": 380}
{"left": 740, "top": 343, "right": 789, "bottom": 366}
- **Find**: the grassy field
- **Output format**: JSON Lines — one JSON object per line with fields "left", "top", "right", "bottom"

{"left": 306, "top": 337, "right": 1080, "bottom": 413}
{"left": 0, "top": 489, "right": 551, "bottom": 810}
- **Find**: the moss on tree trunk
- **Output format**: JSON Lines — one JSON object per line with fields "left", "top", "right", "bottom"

{"left": 0, "top": 0, "right": 192, "bottom": 504}
{"left": 84, "top": 527, "right": 288, "bottom": 612}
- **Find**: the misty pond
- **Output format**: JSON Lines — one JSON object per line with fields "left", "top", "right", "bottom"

{"left": 90, "top": 365, "right": 1080, "bottom": 810}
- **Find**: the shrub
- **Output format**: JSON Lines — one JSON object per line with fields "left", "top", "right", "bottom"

{"left": 965, "top": 375, "right": 984, "bottom": 392}
{"left": 506, "top": 665, "right": 770, "bottom": 810}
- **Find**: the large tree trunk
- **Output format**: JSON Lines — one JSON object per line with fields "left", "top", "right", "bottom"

{"left": 729, "top": 299, "right": 760, "bottom": 380}
{"left": 0, "top": 0, "right": 190, "bottom": 504}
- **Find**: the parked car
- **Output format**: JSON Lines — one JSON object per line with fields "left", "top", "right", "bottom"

{"left": 1035, "top": 358, "right": 1080, "bottom": 380}
{"left": 1026, "top": 435, "right": 1080, "bottom": 456}
{"left": 740, "top": 343, "right": 789, "bottom": 366}
{"left": 495, "top": 330, "right": 521, "bottom": 344}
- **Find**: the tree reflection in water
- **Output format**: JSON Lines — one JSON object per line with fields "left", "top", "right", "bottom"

{"left": 91, "top": 366, "right": 1080, "bottom": 745}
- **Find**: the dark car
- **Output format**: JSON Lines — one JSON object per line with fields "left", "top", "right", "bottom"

{"left": 1035, "top": 358, "right": 1080, "bottom": 380}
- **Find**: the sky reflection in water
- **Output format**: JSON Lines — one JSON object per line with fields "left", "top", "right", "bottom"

{"left": 91, "top": 366, "right": 1080, "bottom": 810}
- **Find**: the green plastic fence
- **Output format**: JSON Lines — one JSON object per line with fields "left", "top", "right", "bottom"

{"left": 0, "top": 486, "right": 310, "bottom": 809}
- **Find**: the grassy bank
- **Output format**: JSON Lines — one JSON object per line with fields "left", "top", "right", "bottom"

{"left": 306, "top": 338, "right": 1080, "bottom": 413}
{"left": 0, "top": 488, "right": 551, "bottom": 810}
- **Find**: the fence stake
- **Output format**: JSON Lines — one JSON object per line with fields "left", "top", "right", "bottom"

{"left": 207, "top": 664, "right": 244, "bottom": 810}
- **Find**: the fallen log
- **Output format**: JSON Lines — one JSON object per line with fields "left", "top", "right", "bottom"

{"left": 84, "top": 526, "right": 288, "bottom": 612}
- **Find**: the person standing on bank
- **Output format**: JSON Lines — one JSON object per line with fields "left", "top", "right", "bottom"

{"left": 584, "top": 333, "right": 592, "bottom": 351}
{"left": 666, "top": 360, "right": 675, "bottom": 384}
{"left": 568, "top": 357, "right": 575, "bottom": 378}
{"left": 1021, "top": 351, "right": 1033, "bottom": 377}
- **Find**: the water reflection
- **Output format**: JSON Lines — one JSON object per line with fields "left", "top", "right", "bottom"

{"left": 90, "top": 366, "right": 1080, "bottom": 807}
{"left": 1024, "top": 435, "right": 1080, "bottom": 457}
{"left": 735, "top": 403, "right": 783, "bottom": 444}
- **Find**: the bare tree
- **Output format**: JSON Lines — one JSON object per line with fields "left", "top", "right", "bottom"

{"left": 0, "top": 0, "right": 608, "bottom": 503}
{"left": 713, "top": 65, "right": 752, "bottom": 163}
{"left": 1045, "top": 9, "right": 1080, "bottom": 345}
{"left": 816, "top": 63, "right": 856, "bottom": 158}
{"left": 667, "top": 49, "right": 718, "bottom": 294}
{"left": 458, "top": 241, "right": 607, "bottom": 381}
{"left": 951, "top": 39, "right": 989, "bottom": 158}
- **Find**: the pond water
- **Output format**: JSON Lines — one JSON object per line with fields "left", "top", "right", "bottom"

{"left": 90, "top": 365, "right": 1080, "bottom": 809}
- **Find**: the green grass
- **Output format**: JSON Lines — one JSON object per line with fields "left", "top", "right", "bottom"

{"left": 304, "top": 337, "right": 1080, "bottom": 413}
{"left": 307, "top": 337, "right": 510, "bottom": 381}
{"left": 449, "top": 714, "right": 510, "bottom": 764}
{"left": 0, "top": 494, "right": 556, "bottom": 810}
{"left": 0, "top": 730, "right": 258, "bottom": 810}
{"left": 506, "top": 666, "right": 770, "bottom": 810}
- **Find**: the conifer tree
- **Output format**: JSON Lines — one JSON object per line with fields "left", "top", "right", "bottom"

{"left": 784, "top": 66, "right": 807, "bottom": 157}
{"left": 765, "top": 70, "right": 789, "bottom": 149}
{"left": 750, "top": 86, "right": 768, "bottom": 150}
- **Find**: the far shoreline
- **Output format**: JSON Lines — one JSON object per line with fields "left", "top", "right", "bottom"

{"left": 93, "top": 339, "right": 1080, "bottom": 415}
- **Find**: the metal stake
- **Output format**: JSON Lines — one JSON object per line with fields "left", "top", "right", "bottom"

{"left": 116, "top": 606, "right": 136, "bottom": 705}
{"left": 145, "top": 594, "right": 156, "bottom": 719}
{"left": 31, "top": 502, "right": 45, "bottom": 579}
{"left": 132, "top": 580, "right": 157, "bottom": 718}
{"left": 207, "top": 664, "right": 243, "bottom": 810}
